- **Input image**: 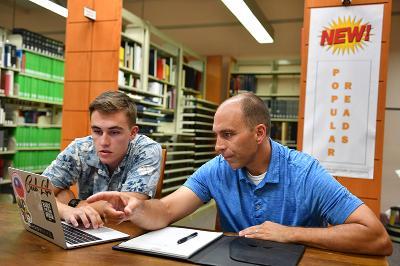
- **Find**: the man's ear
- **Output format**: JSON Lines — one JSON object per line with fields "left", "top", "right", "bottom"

{"left": 255, "top": 124, "right": 267, "bottom": 144}
{"left": 130, "top": 125, "right": 139, "bottom": 140}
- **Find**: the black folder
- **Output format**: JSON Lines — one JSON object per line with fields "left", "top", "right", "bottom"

{"left": 114, "top": 235, "right": 305, "bottom": 266}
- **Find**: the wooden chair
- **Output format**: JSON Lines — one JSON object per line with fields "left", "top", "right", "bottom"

{"left": 155, "top": 148, "right": 167, "bottom": 199}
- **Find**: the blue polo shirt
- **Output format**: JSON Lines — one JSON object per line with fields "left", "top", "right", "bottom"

{"left": 184, "top": 139, "right": 363, "bottom": 232}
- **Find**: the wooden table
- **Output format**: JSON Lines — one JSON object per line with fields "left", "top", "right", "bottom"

{"left": 0, "top": 202, "right": 388, "bottom": 266}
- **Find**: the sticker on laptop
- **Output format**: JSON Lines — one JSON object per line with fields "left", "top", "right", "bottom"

{"left": 12, "top": 172, "right": 32, "bottom": 224}
{"left": 41, "top": 200, "right": 56, "bottom": 223}
{"left": 25, "top": 174, "right": 52, "bottom": 198}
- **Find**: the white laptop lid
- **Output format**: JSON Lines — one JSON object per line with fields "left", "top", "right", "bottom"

{"left": 9, "top": 167, "right": 129, "bottom": 249}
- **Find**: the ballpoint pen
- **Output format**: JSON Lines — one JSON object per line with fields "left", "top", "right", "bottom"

{"left": 177, "top": 232, "right": 198, "bottom": 244}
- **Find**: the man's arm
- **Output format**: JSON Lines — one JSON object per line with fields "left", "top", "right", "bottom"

{"left": 87, "top": 186, "right": 204, "bottom": 230}
{"left": 54, "top": 186, "right": 149, "bottom": 228}
{"left": 239, "top": 204, "right": 393, "bottom": 256}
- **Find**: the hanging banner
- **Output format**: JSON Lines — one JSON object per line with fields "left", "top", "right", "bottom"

{"left": 303, "top": 4, "right": 383, "bottom": 179}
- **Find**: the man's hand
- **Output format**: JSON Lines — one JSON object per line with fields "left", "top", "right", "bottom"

{"left": 60, "top": 204, "right": 104, "bottom": 229}
{"left": 87, "top": 191, "right": 144, "bottom": 223}
{"left": 239, "top": 221, "right": 293, "bottom": 243}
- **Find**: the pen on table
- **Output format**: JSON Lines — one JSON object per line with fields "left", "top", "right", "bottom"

{"left": 177, "top": 232, "right": 198, "bottom": 244}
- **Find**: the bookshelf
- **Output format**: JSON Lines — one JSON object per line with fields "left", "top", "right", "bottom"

{"left": 229, "top": 59, "right": 300, "bottom": 148}
{"left": 0, "top": 27, "right": 63, "bottom": 190}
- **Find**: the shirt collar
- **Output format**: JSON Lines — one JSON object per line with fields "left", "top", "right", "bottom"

{"left": 238, "top": 138, "right": 280, "bottom": 185}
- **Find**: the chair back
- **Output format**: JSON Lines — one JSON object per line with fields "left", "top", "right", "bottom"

{"left": 155, "top": 148, "right": 167, "bottom": 199}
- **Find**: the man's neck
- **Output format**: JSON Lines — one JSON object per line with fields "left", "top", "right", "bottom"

{"left": 246, "top": 139, "right": 271, "bottom": 176}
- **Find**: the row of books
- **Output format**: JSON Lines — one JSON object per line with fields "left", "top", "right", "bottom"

{"left": 0, "top": 129, "right": 10, "bottom": 151}
{"left": 15, "top": 74, "right": 64, "bottom": 103}
{"left": 13, "top": 150, "right": 59, "bottom": 172}
{"left": 182, "top": 65, "right": 203, "bottom": 91}
{"left": 22, "top": 51, "right": 64, "bottom": 81}
{"left": 166, "top": 88, "right": 177, "bottom": 109}
{"left": 264, "top": 99, "right": 299, "bottom": 119}
{"left": 14, "top": 127, "right": 61, "bottom": 148}
{"left": 12, "top": 28, "right": 64, "bottom": 57}
{"left": 19, "top": 110, "right": 49, "bottom": 124}
{"left": 0, "top": 159, "right": 11, "bottom": 181}
{"left": 0, "top": 104, "right": 14, "bottom": 126}
{"left": 0, "top": 69, "right": 14, "bottom": 96}
{"left": 120, "top": 40, "right": 142, "bottom": 73}
{"left": 148, "top": 81, "right": 164, "bottom": 96}
{"left": 270, "top": 122, "right": 298, "bottom": 145}
{"left": 149, "top": 49, "right": 176, "bottom": 84}
{"left": 118, "top": 70, "right": 141, "bottom": 88}
{"left": 1, "top": 43, "right": 21, "bottom": 69}
{"left": 229, "top": 74, "right": 257, "bottom": 95}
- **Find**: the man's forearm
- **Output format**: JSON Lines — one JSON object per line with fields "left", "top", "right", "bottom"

{"left": 55, "top": 189, "right": 76, "bottom": 204}
{"left": 128, "top": 199, "right": 173, "bottom": 230}
{"left": 289, "top": 223, "right": 392, "bottom": 256}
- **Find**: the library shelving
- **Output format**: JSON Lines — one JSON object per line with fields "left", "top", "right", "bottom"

{"left": 0, "top": 27, "right": 63, "bottom": 193}
{"left": 181, "top": 97, "right": 217, "bottom": 170}
{"left": 229, "top": 59, "right": 300, "bottom": 148}
{"left": 156, "top": 133, "right": 195, "bottom": 196}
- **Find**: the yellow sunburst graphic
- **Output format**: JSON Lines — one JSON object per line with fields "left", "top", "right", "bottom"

{"left": 319, "top": 16, "right": 372, "bottom": 55}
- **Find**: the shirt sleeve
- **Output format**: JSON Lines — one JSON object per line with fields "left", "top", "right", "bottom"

{"left": 120, "top": 139, "right": 162, "bottom": 198}
{"left": 42, "top": 140, "right": 82, "bottom": 189}
{"left": 306, "top": 160, "right": 363, "bottom": 225}
{"left": 183, "top": 158, "right": 215, "bottom": 203}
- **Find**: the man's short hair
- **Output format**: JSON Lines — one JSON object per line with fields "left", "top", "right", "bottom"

{"left": 229, "top": 92, "right": 271, "bottom": 135}
{"left": 89, "top": 91, "right": 137, "bottom": 127}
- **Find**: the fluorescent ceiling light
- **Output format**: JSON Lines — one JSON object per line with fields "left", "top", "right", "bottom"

{"left": 221, "top": 0, "right": 274, "bottom": 43}
{"left": 29, "top": 0, "right": 68, "bottom": 18}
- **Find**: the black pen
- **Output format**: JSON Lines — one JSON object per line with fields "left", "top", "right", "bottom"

{"left": 177, "top": 232, "right": 198, "bottom": 244}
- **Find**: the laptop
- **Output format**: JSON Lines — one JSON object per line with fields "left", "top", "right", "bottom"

{"left": 9, "top": 167, "right": 130, "bottom": 249}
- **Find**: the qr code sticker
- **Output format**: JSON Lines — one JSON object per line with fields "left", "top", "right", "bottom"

{"left": 41, "top": 200, "right": 56, "bottom": 223}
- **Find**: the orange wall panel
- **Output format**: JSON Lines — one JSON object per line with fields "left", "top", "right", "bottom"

{"left": 61, "top": 139, "right": 73, "bottom": 150}
{"left": 374, "top": 120, "right": 385, "bottom": 160}
{"left": 65, "top": 52, "right": 91, "bottom": 81}
{"left": 62, "top": 111, "right": 89, "bottom": 140}
{"left": 65, "top": 22, "right": 93, "bottom": 52}
{"left": 336, "top": 159, "right": 382, "bottom": 199}
{"left": 206, "top": 56, "right": 223, "bottom": 104}
{"left": 67, "top": 0, "right": 94, "bottom": 23}
{"left": 92, "top": 21, "right": 121, "bottom": 51}
{"left": 376, "top": 81, "right": 387, "bottom": 122}
{"left": 63, "top": 0, "right": 122, "bottom": 143}
{"left": 382, "top": 1, "right": 393, "bottom": 43}
{"left": 90, "top": 51, "right": 119, "bottom": 81}
{"left": 307, "top": 0, "right": 388, "bottom": 8}
{"left": 94, "top": 0, "right": 122, "bottom": 21}
{"left": 360, "top": 198, "right": 380, "bottom": 217}
{"left": 89, "top": 81, "right": 118, "bottom": 103}
{"left": 63, "top": 81, "right": 90, "bottom": 111}
{"left": 379, "top": 42, "right": 390, "bottom": 82}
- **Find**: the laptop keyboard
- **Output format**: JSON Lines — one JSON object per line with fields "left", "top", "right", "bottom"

{"left": 61, "top": 223, "right": 101, "bottom": 245}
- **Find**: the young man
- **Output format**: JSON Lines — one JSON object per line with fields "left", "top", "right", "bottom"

{"left": 43, "top": 91, "right": 161, "bottom": 229}
{"left": 88, "top": 92, "right": 392, "bottom": 255}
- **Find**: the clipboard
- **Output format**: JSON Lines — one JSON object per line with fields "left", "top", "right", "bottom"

{"left": 113, "top": 228, "right": 305, "bottom": 266}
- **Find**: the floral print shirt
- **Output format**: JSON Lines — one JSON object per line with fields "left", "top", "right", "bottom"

{"left": 43, "top": 134, "right": 161, "bottom": 199}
